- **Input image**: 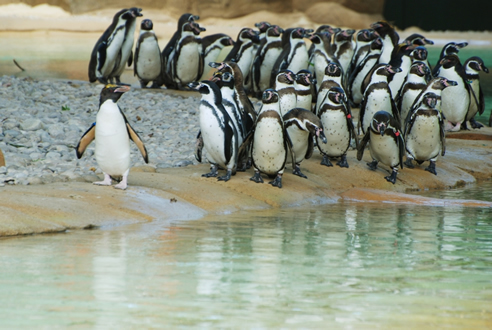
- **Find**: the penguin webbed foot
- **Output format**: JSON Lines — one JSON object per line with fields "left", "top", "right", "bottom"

{"left": 268, "top": 175, "right": 283, "bottom": 188}
{"left": 293, "top": 164, "right": 308, "bottom": 178}
{"left": 384, "top": 169, "right": 398, "bottom": 184}
{"left": 320, "top": 155, "right": 333, "bottom": 167}
{"left": 217, "top": 170, "right": 232, "bottom": 182}
{"left": 425, "top": 161, "right": 437, "bottom": 175}
{"left": 404, "top": 158, "right": 414, "bottom": 168}
{"left": 336, "top": 155, "right": 349, "bottom": 168}
{"left": 114, "top": 176, "right": 128, "bottom": 190}
{"left": 202, "top": 165, "right": 218, "bottom": 178}
{"left": 93, "top": 173, "right": 112, "bottom": 187}
{"left": 367, "top": 160, "right": 378, "bottom": 170}
{"left": 469, "top": 118, "right": 484, "bottom": 129}
{"left": 250, "top": 171, "right": 264, "bottom": 183}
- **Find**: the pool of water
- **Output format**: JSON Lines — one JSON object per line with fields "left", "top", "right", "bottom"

{"left": 1, "top": 183, "right": 492, "bottom": 327}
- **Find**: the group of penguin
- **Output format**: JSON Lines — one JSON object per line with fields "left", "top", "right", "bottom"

{"left": 82, "top": 9, "right": 489, "bottom": 189}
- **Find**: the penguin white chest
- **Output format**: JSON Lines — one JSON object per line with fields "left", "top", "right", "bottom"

{"left": 199, "top": 103, "right": 229, "bottom": 168}
{"left": 253, "top": 116, "right": 286, "bottom": 175}
{"left": 319, "top": 110, "right": 350, "bottom": 156}
{"left": 286, "top": 125, "right": 309, "bottom": 164}
{"left": 95, "top": 101, "right": 131, "bottom": 176}
{"left": 99, "top": 27, "right": 126, "bottom": 77}
{"left": 406, "top": 115, "right": 441, "bottom": 161}
{"left": 136, "top": 38, "right": 161, "bottom": 80}
{"left": 369, "top": 133, "right": 400, "bottom": 168}
{"left": 175, "top": 39, "right": 200, "bottom": 83}
{"left": 363, "top": 89, "right": 391, "bottom": 132}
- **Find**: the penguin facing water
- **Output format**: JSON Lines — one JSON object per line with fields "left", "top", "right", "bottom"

{"left": 76, "top": 84, "right": 148, "bottom": 190}
{"left": 134, "top": 19, "right": 161, "bottom": 88}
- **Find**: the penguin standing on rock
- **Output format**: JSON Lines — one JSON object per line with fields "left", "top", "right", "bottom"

{"left": 88, "top": 8, "right": 137, "bottom": 84}
{"left": 189, "top": 80, "right": 239, "bottom": 181}
{"left": 463, "top": 56, "right": 489, "bottom": 129}
{"left": 76, "top": 84, "right": 148, "bottom": 190}
{"left": 317, "top": 87, "right": 358, "bottom": 168}
{"left": 357, "top": 111, "right": 405, "bottom": 184}
{"left": 404, "top": 92, "right": 445, "bottom": 175}
{"left": 397, "top": 61, "right": 430, "bottom": 127}
{"left": 410, "top": 77, "right": 457, "bottom": 115}
{"left": 283, "top": 108, "right": 327, "bottom": 178}
{"left": 134, "top": 19, "right": 161, "bottom": 88}
{"left": 241, "top": 89, "right": 293, "bottom": 188}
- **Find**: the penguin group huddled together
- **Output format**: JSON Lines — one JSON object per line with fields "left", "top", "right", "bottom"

{"left": 83, "top": 9, "right": 489, "bottom": 189}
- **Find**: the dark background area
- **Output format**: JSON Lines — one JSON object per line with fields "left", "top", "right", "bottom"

{"left": 384, "top": 0, "right": 492, "bottom": 31}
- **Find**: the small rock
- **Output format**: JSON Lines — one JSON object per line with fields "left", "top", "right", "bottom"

{"left": 20, "top": 118, "right": 44, "bottom": 131}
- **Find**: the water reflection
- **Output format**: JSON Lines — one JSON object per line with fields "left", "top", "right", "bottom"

{"left": 0, "top": 199, "right": 491, "bottom": 327}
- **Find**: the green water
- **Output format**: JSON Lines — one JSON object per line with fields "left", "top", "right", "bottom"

{"left": 1, "top": 184, "right": 492, "bottom": 327}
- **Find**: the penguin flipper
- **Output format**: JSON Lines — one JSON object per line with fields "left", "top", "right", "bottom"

{"left": 76, "top": 123, "right": 96, "bottom": 159}
{"left": 127, "top": 50, "right": 133, "bottom": 67}
{"left": 478, "top": 85, "right": 485, "bottom": 115}
{"left": 439, "top": 115, "right": 446, "bottom": 156}
{"left": 237, "top": 126, "right": 255, "bottom": 164}
{"left": 126, "top": 123, "right": 149, "bottom": 164}
{"left": 357, "top": 130, "right": 370, "bottom": 161}
{"left": 305, "top": 133, "right": 314, "bottom": 160}
{"left": 97, "top": 41, "right": 107, "bottom": 72}
{"left": 195, "top": 130, "right": 203, "bottom": 163}
{"left": 283, "top": 128, "right": 296, "bottom": 167}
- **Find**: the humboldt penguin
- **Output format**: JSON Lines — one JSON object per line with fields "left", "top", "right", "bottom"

{"left": 397, "top": 61, "right": 430, "bottom": 127}
{"left": 253, "top": 21, "right": 272, "bottom": 54}
{"left": 88, "top": 8, "right": 136, "bottom": 84}
{"left": 273, "top": 69, "right": 297, "bottom": 116}
{"left": 410, "top": 46, "right": 432, "bottom": 81}
{"left": 76, "top": 84, "right": 148, "bottom": 190}
{"left": 199, "top": 33, "right": 234, "bottom": 80}
{"left": 347, "top": 29, "right": 378, "bottom": 79}
{"left": 283, "top": 108, "right": 326, "bottom": 178}
{"left": 435, "top": 54, "right": 470, "bottom": 131}
{"left": 410, "top": 77, "right": 457, "bottom": 115}
{"left": 166, "top": 21, "right": 204, "bottom": 89}
{"left": 347, "top": 37, "right": 382, "bottom": 107}
{"left": 359, "top": 64, "right": 401, "bottom": 134}
{"left": 307, "top": 32, "right": 338, "bottom": 91}
{"left": 404, "top": 92, "right": 445, "bottom": 175}
{"left": 224, "top": 28, "right": 259, "bottom": 83}
{"left": 357, "top": 111, "right": 405, "bottom": 184}
{"left": 387, "top": 43, "right": 416, "bottom": 98}
{"left": 333, "top": 29, "right": 356, "bottom": 80}
{"left": 271, "top": 27, "right": 312, "bottom": 86}
{"left": 188, "top": 80, "right": 239, "bottom": 181}
{"left": 317, "top": 87, "right": 358, "bottom": 168}
{"left": 294, "top": 69, "right": 316, "bottom": 111}
{"left": 134, "top": 19, "right": 161, "bottom": 88}
{"left": 109, "top": 7, "right": 143, "bottom": 84}
{"left": 432, "top": 41, "right": 468, "bottom": 77}
{"left": 463, "top": 56, "right": 489, "bottom": 129}
{"left": 251, "top": 24, "right": 283, "bottom": 97}
{"left": 243, "top": 89, "right": 293, "bottom": 188}
{"left": 316, "top": 62, "right": 343, "bottom": 115}
{"left": 371, "top": 21, "right": 399, "bottom": 65}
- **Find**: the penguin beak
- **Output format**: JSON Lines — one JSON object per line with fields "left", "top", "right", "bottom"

{"left": 483, "top": 65, "right": 489, "bottom": 73}
{"left": 114, "top": 85, "right": 130, "bottom": 93}
{"left": 209, "top": 62, "right": 222, "bottom": 69}
{"left": 317, "top": 129, "right": 327, "bottom": 144}
{"left": 377, "top": 123, "right": 386, "bottom": 136}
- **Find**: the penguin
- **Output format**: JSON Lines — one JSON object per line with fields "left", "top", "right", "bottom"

{"left": 409, "top": 77, "right": 458, "bottom": 116}
{"left": 241, "top": 89, "right": 293, "bottom": 188}
{"left": 316, "top": 62, "right": 343, "bottom": 115}
{"left": 347, "top": 37, "right": 382, "bottom": 107}
{"left": 159, "top": 13, "right": 199, "bottom": 87}
{"left": 198, "top": 33, "right": 234, "bottom": 80}
{"left": 387, "top": 43, "right": 416, "bottom": 98}
{"left": 273, "top": 69, "right": 297, "bottom": 116}
{"left": 333, "top": 29, "right": 356, "bottom": 80}
{"left": 371, "top": 21, "right": 399, "bottom": 65}
{"left": 307, "top": 32, "right": 338, "bottom": 91}
{"left": 435, "top": 54, "right": 470, "bottom": 131}
{"left": 109, "top": 7, "right": 143, "bottom": 84}
{"left": 463, "top": 56, "right": 489, "bottom": 129}
{"left": 166, "top": 21, "right": 204, "bottom": 89}
{"left": 294, "top": 69, "right": 316, "bottom": 111}
{"left": 224, "top": 28, "right": 259, "bottom": 83}
{"left": 397, "top": 61, "right": 430, "bottom": 127}
{"left": 283, "top": 108, "right": 327, "bottom": 178}
{"left": 271, "top": 27, "right": 312, "bottom": 86}
{"left": 88, "top": 8, "right": 136, "bottom": 84}
{"left": 359, "top": 64, "right": 401, "bottom": 134}
{"left": 432, "top": 41, "right": 468, "bottom": 77}
{"left": 76, "top": 84, "right": 148, "bottom": 190}
{"left": 410, "top": 46, "right": 432, "bottom": 82}
{"left": 188, "top": 80, "right": 239, "bottom": 181}
{"left": 402, "top": 33, "right": 434, "bottom": 47}
{"left": 317, "top": 86, "right": 358, "bottom": 168}
{"left": 253, "top": 21, "right": 272, "bottom": 54}
{"left": 308, "top": 25, "right": 340, "bottom": 56}
{"left": 134, "top": 19, "right": 161, "bottom": 88}
{"left": 403, "top": 92, "right": 445, "bottom": 175}
{"left": 251, "top": 25, "right": 284, "bottom": 97}
{"left": 347, "top": 29, "right": 378, "bottom": 79}
{"left": 357, "top": 111, "right": 405, "bottom": 184}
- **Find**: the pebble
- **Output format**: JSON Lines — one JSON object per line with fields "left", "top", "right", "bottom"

{"left": 0, "top": 76, "right": 208, "bottom": 186}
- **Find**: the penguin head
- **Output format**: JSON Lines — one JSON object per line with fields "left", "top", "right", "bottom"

{"left": 99, "top": 84, "right": 130, "bottom": 105}
{"left": 465, "top": 56, "right": 489, "bottom": 74}
{"left": 371, "top": 111, "right": 393, "bottom": 136}
{"left": 276, "top": 70, "right": 296, "bottom": 85}
{"left": 141, "top": 19, "right": 153, "bottom": 31}
{"left": 190, "top": 22, "right": 206, "bottom": 35}
{"left": 357, "top": 29, "right": 376, "bottom": 42}
{"left": 296, "top": 70, "right": 313, "bottom": 86}
{"left": 128, "top": 7, "right": 143, "bottom": 18}
{"left": 383, "top": 64, "right": 402, "bottom": 76}
{"left": 178, "top": 13, "right": 199, "bottom": 28}
{"left": 188, "top": 80, "right": 221, "bottom": 97}
{"left": 410, "top": 61, "right": 429, "bottom": 77}
{"left": 411, "top": 46, "right": 428, "bottom": 61}
{"left": 316, "top": 25, "right": 339, "bottom": 34}
{"left": 327, "top": 87, "right": 346, "bottom": 105}
{"left": 325, "top": 62, "right": 342, "bottom": 77}
{"left": 443, "top": 41, "right": 468, "bottom": 56}
{"left": 335, "top": 29, "right": 355, "bottom": 42}
{"left": 404, "top": 33, "right": 434, "bottom": 46}
{"left": 431, "top": 77, "right": 458, "bottom": 90}
{"left": 422, "top": 92, "right": 438, "bottom": 109}
{"left": 238, "top": 28, "right": 259, "bottom": 43}
{"left": 262, "top": 89, "right": 279, "bottom": 104}
{"left": 220, "top": 36, "right": 235, "bottom": 47}
{"left": 370, "top": 37, "right": 383, "bottom": 50}
{"left": 254, "top": 21, "right": 272, "bottom": 33}
{"left": 440, "top": 54, "right": 461, "bottom": 68}
{"left": 267, "top": 25, "right": 283, "bottom": 37}
{"left": 370, "top": 21, "right": 395, "bottom": 37}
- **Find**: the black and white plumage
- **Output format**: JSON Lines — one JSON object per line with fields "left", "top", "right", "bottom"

{"left": 109, "top": 7, "right": 142, "bottom": 84}
{"left": 410, "top": 77, "right": 458, "bottom": 116}
{"left": 224, "top": 28, "right": 259, "bottom": 82}
{"left": 274, "top": 69, "right": 297, "bottom": 116}
{"left": 359, "top": 64, "right": 401, "bottom": 134}
{"left": 88, "top": 8, "right": 137, "bottom": 84}
{"left": 404, "top": 92, "right": 445, "bottom": 175}
{"left": 387, "top": 43, "right": 416, "bottom": 98}
{"left": 347, "top": 29, "right": 378, "bottom": 79}
{"left": 410, "top": 46, "right": 432, "bottom": 81}
{"left": 397, "top": 61, "right": 430, "bottom": 127}
{"left": 199, "top": 33, "right": 234, "bottom": 80}
{"left": 432, "top": 41, "right": 468, "bottom": 77}
{"left": 242, "top": 89, "right": 293, "bottom": 188}
{"left": 134, "top": 19, "right": 161, "bottom": 88}
{"left": 307, "top": 32, "right": 338, "bottom": 91}
{"left": 294, "top": 69, "right": 316, "bottom": 111}
{"left": 189, "top": 80, "right": 239, "bottom": 181}
{"left": 333, "top": 29, "right": 355, "bottom": 81}
{"left": 76, "top": 84, "right": 148, "bottom": 190}
{"left": 357, "top": 111, "right": 405, "bottom": 184}
{"left": 316, "top": 62, "right": 343, "bottom": 115}
{"left": 371, "top": 21, "right": 399, "bottom": 65}
{"left": 283, "top": 108, "right": 327, "bottom": 178}
{"left": 463, "top": 56, "right": 489, "bottom": 129}
{"left": 317, "top": 87, "right": 358, "bottom": 168}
